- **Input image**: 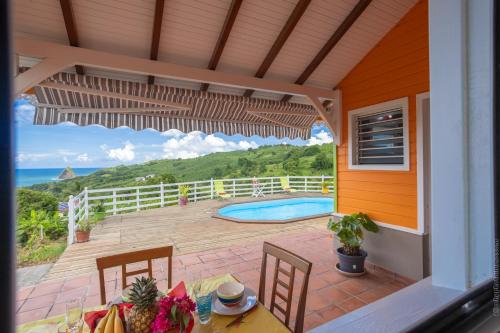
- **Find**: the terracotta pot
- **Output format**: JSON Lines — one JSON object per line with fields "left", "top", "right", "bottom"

{"left": 76, "top": 230, "right": 90, "bottom": 243}
{"left": 179, "top": 196, "right": 188, "bottom": 206}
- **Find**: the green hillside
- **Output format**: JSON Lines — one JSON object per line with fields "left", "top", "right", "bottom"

{"left": 29, "top": 143, "right": 334, "bottom": 201}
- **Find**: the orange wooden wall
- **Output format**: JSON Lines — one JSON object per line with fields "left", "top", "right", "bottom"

{"left": 336, "top": 0, "right": 429, "bottom": 230}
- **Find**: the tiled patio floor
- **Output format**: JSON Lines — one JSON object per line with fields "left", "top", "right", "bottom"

{"left": 16, "top": 230, "right": 414, "bottom": 331}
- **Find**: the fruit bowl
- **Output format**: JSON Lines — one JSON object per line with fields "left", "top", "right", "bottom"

{"left": 216, "top": 282, "right": 244, "bottom": 307}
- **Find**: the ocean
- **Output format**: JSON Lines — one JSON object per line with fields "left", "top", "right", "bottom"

{"left": 16, "top": 168, "right": 101, "bottom": 187}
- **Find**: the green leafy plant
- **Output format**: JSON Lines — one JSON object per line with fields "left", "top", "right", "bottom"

{"left": 76, "top": 218, "right": 96, "bottom": 233}
{"left": 90, "top": 201, "right": 106, "bottom": 222}
{"left": 327, "top": 213, "right": 379, "bottom": 256}
{"left": 322, "top": 181, "right": 332, "bottom": 188}
{"left": 179, "top": 185, "right": 191, "bottom": 198}
{"left": 16, "top": 210, "right": 67, "bottom": 248}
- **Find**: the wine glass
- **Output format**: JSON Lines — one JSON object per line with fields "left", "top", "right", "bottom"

{"left": 65, "top": 297, "right": 83, "bottom": 333}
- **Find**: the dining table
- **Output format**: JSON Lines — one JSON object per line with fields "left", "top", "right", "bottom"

{"left": 17, "top": 274, "right": 291, "bottom": 333}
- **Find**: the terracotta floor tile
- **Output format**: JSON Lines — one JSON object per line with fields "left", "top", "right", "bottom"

{"left": 317, "top": 270, "right": 347, "bottom": 285}
{"left": 357, "top": 287, "right": 388, "bottom": 303}
{"left": 337, "top": 297, "right": 366, "bottom": 312}
{"left": 29, "top": 281, "right": 63, "bottom": 298}
{"left": 309, "top": 275, "right": 330, "bottom": 291}
{"left": 337, "top": 278, "right": 370, "bottom": 296}
{"left": 318, "top": 305, "right": 345, "bottom": 322}
{"left": 16, "top": 286, "right": 34, "bottom": 301}
{"left": 16, "top": 306, "right": 51, "bottom": 325}
{"left": 198, "top": 253, "right": 219, "bottom": 263}
{"left": 20, "top": 293, "right": 57, "bottom": 312}
{"left": 306, "top": 291, "right": 332, "bottom": 311}
{"left": 317, "top": 285, "right": 350, "bottom": 304}
{"left": 303, "top": 312, "right": 325, "bottom": 331}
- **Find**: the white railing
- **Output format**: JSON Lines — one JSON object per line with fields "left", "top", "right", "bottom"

{"left": 67, "top": 175, "right": 333, "bottom": 244}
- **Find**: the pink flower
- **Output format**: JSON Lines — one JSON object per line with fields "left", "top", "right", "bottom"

{"left": 151, "top": 294, "right": 195, "bottom": 333}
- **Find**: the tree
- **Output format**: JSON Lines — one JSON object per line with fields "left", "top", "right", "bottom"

{"left": 16, "top": 189, "right": 59, "bottom": 221}
{"left": 283, "top": 158, "right": 300, "bottom": 175}
{"left": 212, "top": 167, "right": 224, "bottom": 178}
{"left": 302, "top": 145, "right": 321, "bottom": 157}
{"left": 312, "top": 153, "right": 333, "bottom": 170}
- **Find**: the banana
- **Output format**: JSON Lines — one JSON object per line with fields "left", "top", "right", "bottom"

{"left": 113, "top": 306, "right": 125, "bottom": 333}
{"left": 104, "top": 306, "right": 115, "bottom": 333}
{"left": 95, "top": 306, "right": 112, "bottom": 333}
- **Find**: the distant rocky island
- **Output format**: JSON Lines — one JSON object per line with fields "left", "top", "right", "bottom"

{"left": 57, "top": 166, "right": 76, "bottom": 180}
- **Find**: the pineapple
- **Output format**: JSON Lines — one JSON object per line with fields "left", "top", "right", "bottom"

{"left": 128, "top": 276, "right": 159, "bottom": 333}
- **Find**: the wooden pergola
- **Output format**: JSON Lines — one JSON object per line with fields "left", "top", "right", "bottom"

{"left": 14, "top": 0, "right": 417, "bottom": 143}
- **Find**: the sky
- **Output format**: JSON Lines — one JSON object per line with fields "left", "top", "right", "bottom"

{"left": 14, "top": 98, "right": 333, "bottom": 169}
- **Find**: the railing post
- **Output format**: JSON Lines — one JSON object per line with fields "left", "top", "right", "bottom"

{"left": 194, "top": 182, "right": 198, "bottom": 202}
{"left": 136, "top": 188, "right": 140, "bottom": 211}
{"left": 160, "top": 182, "right": 164, "bottom": 207}
{"left": 232, "top": 179, "right": 236, "bottom": 197}
{"left": 67, "top": 195, "right": 75, "bottom": 245}
{"left": 84, "top": 187, "right": 89, "bottom": 220}
{"left": 210, "top": 178, "right": 214, "bottom": 199}
{"left": 305, "top": 176, "right": 308, "bottom": 192}
{"left": 112, "top": 190, "right": 117, "bottom": 215}
{"left": 321, "top": 175, "right": 325, "bottom": 193}
{"left": 271, "top": 177, "right": 274, "bottom": 194}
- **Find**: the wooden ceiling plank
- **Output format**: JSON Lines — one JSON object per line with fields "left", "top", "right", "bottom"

{"left": 281, "top": 0, "right": 372, "bottom": 102}
{"left": 200, "top": 0, "right": 243, "bottom": 92}
{"left": 148, "top": 0, "right": 166, "bottom": 85}
{"left": 59, "top": 0, "right": 84, "bottom": 75}
{"left": 244, "top": 0, "right": 311, "bottom": 98}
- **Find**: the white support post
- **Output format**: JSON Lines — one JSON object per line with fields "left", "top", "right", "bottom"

{"left": 136, "top": 188, "right": 140, "bottom": 211}
{"left": 305, "top": 177, "right": 308, "bottom": 192}
{"left": 321, "top": 175, "right": 325, "bottom": 192}
{"left": 194, "top": 182, "right": 198, "bottom": 202}
{"left": 112, "top": 190, "right": 117, "bottom": 215}
{"left": 84, "top": 187, "right": 89, "bottom": 220}
{"left": 160, "top": 182, "right": 164, "bottom": 207}
{"left": 210, "top": 178, "right": 214, "bottom": 199}
{"left": 271, "top": 178, "right": 274, "bottom": 194}
{"left": 67, "top": 195, "right": 75, "bottom": 245}
{"left": 232, "top": 179, "right": 236, "bottom": 197}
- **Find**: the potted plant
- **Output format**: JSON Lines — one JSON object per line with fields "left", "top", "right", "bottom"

{"left": 321, "top": 181, "right": 332, "bottom": 194}
{"left": 327, "top": 213, "right": 379, "bottom": 274}
{"left": 178, "top": 185, "right": 190, "bottom": 206}
{"left": 75, "top": 218, "right": 95, "bottom": 243}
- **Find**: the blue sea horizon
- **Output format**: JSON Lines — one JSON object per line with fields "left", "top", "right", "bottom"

{"left": 16, "top": 167, "right": 101, "bottom": 188}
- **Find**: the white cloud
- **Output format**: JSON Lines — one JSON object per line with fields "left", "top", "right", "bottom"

{"left": 307, "top": 130, "right": 333, "bottom": 146}
{"left": 14, "top": 101, "right": 36, "bottom": 124}
{"left": 162, "top": 132, "right": 258, "bottom": 159}
{"left": 76, "top": 153, "right": 90, "bottom": 162}
{"left": 16, "top": 153, "right": 52, "bottom": 163}
{"left": 161, "top": 129, "right": 184, "bottom": 138}
{"left": 101, "top": 141, "right": 136, "bottom": 162}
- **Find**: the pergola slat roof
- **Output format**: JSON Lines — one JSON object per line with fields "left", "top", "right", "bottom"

{"left": 13, "top": 0, "right": 418, "bottom": 141}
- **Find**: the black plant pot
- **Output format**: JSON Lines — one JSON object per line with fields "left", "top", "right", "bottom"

{"left": 336, "top": 247, "right": 367, "bottom": 274}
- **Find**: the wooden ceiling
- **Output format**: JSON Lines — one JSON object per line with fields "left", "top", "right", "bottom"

{"left": 14, "top": 0, "right": 418, "bottom": 104}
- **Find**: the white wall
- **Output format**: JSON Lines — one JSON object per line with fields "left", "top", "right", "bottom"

{"left": 428, "top": 0, "right": 494, "bottom": 290}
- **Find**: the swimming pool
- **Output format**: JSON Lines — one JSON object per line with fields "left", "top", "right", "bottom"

{"left": 216, "top": 197, "right": 334, "bottom": 223}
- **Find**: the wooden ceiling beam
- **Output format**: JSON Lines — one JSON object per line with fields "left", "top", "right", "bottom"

{"left": 15, "top": 37, "right": 338, "bottom": 99}
{"left": 148, "top": 0, "right": 166, "bottom": 85}
{"left": 281, "top": 0, "right": 372, "bottom": 102}
{"left": 243, "top": 0, "right": 311, "bottom": 98}
{"left": 200, "top": 0, "right": 242, "bottom": 92}
{"left": 59, "top": 0, "right": 84, "bottom": 75}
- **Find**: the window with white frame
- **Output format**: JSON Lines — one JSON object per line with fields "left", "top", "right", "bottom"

{"left": 348, "top": 97, "right": 409, "bottom": 170}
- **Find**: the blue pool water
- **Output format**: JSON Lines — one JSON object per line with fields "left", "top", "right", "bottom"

{"left": 218, "top": 197, "right": 334, "bottom": 221}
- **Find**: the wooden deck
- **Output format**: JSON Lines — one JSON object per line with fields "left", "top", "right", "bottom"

{"left": 46, "top": 194, "right": 329, "bottom": 281}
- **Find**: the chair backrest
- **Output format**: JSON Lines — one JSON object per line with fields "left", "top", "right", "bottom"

{"left": 214, "top": 180, "right": 225, "bottom": 193}
{"left": 95, "top": 246, "right": 173, "bottom": 305}
{"left": 280, "top": 177, "right": 290, "bottom": 189}
{"left": 258, "top": 242, "right": 312, "bottom": 333}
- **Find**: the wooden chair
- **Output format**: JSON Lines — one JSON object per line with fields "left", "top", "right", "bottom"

{"left": 258, "top": 242, "right": 312, "bottom": 333}
{"left": 95, "top": 246, "right": 173, "bottom": 305}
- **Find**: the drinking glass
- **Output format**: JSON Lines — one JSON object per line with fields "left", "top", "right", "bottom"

{"left": 65, "top": 298, "right": 83, "bottom": 333}
{"left": 187, "top": 270, "right": 212, "bottom": 325}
